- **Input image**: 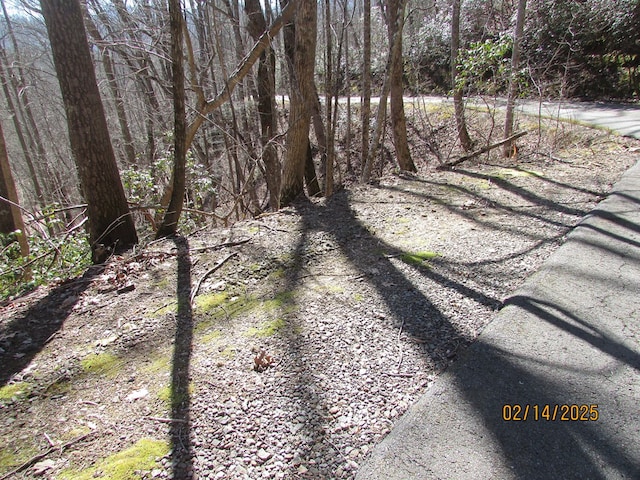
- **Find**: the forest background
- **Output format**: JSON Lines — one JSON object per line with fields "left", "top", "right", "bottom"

{"left": 0, "top": 0, "right": 639, "bottom": 297}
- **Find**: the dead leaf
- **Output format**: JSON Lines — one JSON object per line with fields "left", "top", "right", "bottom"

{"left": 253, "top": 350, "right": 275, "bottom": 372}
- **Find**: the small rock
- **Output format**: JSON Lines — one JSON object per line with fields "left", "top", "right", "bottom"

{"left": 257, "top": 449, "right": 272, "bottom": 463}
{"left": 31, "top": 459, "right": 56, "bottom": 476}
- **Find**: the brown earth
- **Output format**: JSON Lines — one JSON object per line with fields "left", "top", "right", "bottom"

{"left": 1, "top": 119, "right": 638, "bottom": 479}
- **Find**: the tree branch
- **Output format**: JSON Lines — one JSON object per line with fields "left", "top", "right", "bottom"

{"left": 186, "top": 0, "right": 299, "bottom": 149}
{"left": 437, "top": 131, "right": 528, "bottom": 170}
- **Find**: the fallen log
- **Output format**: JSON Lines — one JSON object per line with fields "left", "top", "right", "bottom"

{"left": 437, "top": 131, "right": 528, "bottom": 170}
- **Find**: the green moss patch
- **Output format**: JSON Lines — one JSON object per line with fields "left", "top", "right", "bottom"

{"left": 158, "top": 382, "right": 194, "bottom": 406}
{"left": 0, "top": 444, "right": 38, "bottom": 475}
{"left": 245, "top": 318, "right": 287, "bottom": 337}
{"left": 58, "top": 438, "right": 169, "bottom": 480}
{"left": 400, "top": 251, "right": 440, "bottom": 267}
{"left": 81, "top": 353, "right": 123, "bottom": 378}
{"left": 194, "top": 292, "right": 228, "bottom": 313}
{"left": 45, "top": 376, "right": 72, "bottom": 396}
{"left": 0, "top": 382, "right": 30, "bottom": 403}
{"left": 142, "top": 352, "right": 171, "bottom": 375}
{"left": 147, "top": 301, "right": 177, "bottom": 317}
{"left": 268, "top": 268, "right": 286, "bottom": 280}
{"left": 219, "top": 345, "right": 237, "bottom": 358}
{"left": 262, "top": 291, "right": 297, "bottom": 313}
{"left": 199, "top": 329, "right": 223, "bottom": 344}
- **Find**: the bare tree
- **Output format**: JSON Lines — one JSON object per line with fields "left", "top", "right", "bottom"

{"left": 361, "top": 0, "right": 372, "bottom": 175}
{"left": 40, "top": 0, "right": 138, "bottom": 262}
{"left": 245, "top": 0, "right": 281, "bottom": 210}
{"left": 0, "top": 121, "right": 29, "bottom": 263}
{"left": 280, "top": 0, "right": 318, "bottom": 206}
{"left": 385, "top": 0, "right": 415, "bottom": 173}
{"left": 0, "top": 52, "right": 45, "bottom": 208}
{"left": 156, "top": 0, "right": 187, "bottom": 238}
{"left": 451, "top": 0, "right": 473, "bottom": 151}
{"left": 503, "top": 0, "right": 527, "bottom": 157}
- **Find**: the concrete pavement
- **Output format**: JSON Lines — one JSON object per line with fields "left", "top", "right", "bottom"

{"left": 356, "top": 103, "right": 640, "bottom": 480}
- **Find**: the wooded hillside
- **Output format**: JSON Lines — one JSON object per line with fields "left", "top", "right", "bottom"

{"left": 0, "top": 0, "right": 638, "bottom": 295}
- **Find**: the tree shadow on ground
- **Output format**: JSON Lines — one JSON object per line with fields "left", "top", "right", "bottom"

{"left": 452, "top": 168, "right": 589, "bottom": 217}
{"left": 290, "top": 188, "right": 640, "bottom": 479}
{"left": 0, "top": 265, "right": 103, "bottom": 386}
{"left": 452, "top": 335, "right": 640, "bottom": 479}
{"left": 294, "top": 190, "right": 499, "bottom": 370}
{"left": 169, "top": 236, "right": 194, "bottom": 479}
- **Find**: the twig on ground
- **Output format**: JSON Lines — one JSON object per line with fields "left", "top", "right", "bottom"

{"left": 43, "top": 433, "right": 55, "bottom": 448}
{"left": 190, "top": 252, "right": 238, "bottom": 305}
{"left": 395, "top": 318, "right": 405, "bottom": 373}
{"left": 145, "top": 416, "right": 189, "bottom": 424}
{"left": 0, "top": 432, "right": 94, "bottom": 480}
{"left": 190, "top": 238, "right": 250, "bottom": 253}
{"left": 384, "top": 372, "right": 415, "bottom": 378}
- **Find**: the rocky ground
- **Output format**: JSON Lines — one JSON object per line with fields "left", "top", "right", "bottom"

{"left": 0, "top": 121, "right": 638, "bottom": 479}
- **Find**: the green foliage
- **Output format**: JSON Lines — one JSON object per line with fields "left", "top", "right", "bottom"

{"left": 0, "top": 226, "right": 91, "bottom": 301}
{"left": 457, "top": 36, "right": 517, "bottom": 95}
{"left": 122, "top": 150, "right": 216, "bottom": 234}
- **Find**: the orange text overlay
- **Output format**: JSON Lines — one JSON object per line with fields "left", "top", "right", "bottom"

{"left": 502, "top": 404, "right": 599, "bottom": 422}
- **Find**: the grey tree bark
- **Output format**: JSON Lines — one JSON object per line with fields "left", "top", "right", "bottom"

{"left": 156, "top": 0, "right": 187, "bottom": 238}
{"left": 451, "top": 0, "right": 473, "bottom": 152}
{"left": 245, "top": 0, "right": 281, "bottom": 210}
{"left": 503, "top": 0, "right": 527, "bottom": 157}
{"left": 41, "top": 0, "right": 138, "bottom": 263}
{"left": 280, "top": 0, "right": 318, "bottom": 206}
{"left": 386, "top": 0, "right": 416, "bottom": 173}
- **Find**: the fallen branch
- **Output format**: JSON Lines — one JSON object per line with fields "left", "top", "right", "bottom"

{"left": 144, "top": 416, "right": 188, "bottom": 424}
{"left": 190, "top": 238, "right": 250, "bottom": 253}
{"left": 191, "top": 252, "right": 238, "bottom": 305}
{"left": 437, "top": 131, "right": 528, "bottom": 170}
{"left": 0, "top": 432, "right": 93, "bottom": 480}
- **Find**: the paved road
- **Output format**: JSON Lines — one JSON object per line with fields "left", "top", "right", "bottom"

{"left": 507, "top": 99, "right": 640, "bottom": 140}
{"left": 356, "top": 102, "right": 640, "bottom": 479}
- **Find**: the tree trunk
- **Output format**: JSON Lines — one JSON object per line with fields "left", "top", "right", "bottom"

{"left": 280, "top": 0, "right": 317, "bottom": 206}
{"left": 451, "top": 0, "right": 473, "bottom": 152}
{"left": 386, "top": 0, "right": 416, "bottom": 172}
{"left": 304, "top": 142, "right": 321, "bottom": 197}
{"left": 156, "top": 0, "right": 187, "bottom": 238}
{"left": 41, "top": 0, "right": 137, "bottom": 263}
{"left": 0, "top": 3, "right": 49, "bottom": 206}
{"left": 0, "top": 121, "right": 29, "bottom": 264}
{"left": 245, "top": 0, "right": 281, "bottom": 210}
{"left": 503, "top": 0, "right": 527, "bottom": 157}
{"left": 0, "top": 51, "right": 45, "bottom": 208}
{"left": 82, "top": 10, "right": 136, "bottom": 165}
{"left": 323, "top": 0, "right": 334, "bottom": 197}
{"left": 361, "top": 0, "right": 372, "bottom": 174}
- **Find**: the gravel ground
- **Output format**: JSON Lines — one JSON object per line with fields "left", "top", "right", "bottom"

{"left": 0, "top": 125, "right": 638, "bottom": 479}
